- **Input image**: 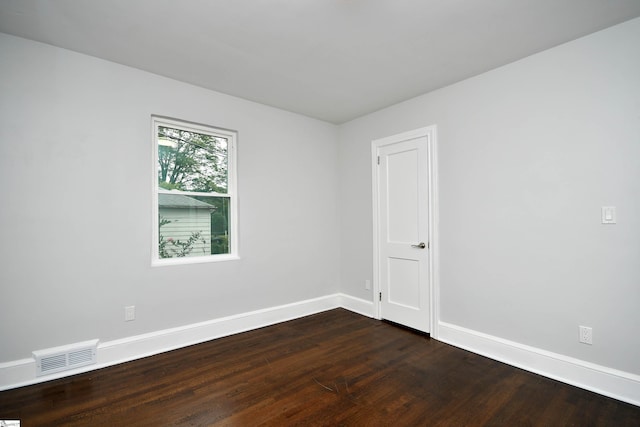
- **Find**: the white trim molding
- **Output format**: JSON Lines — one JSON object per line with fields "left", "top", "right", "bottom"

{"left": 438, "top": 321, "right": 640, "bottom": 407}
{"left": 3, "top": 296, "right": 639, "bottom": 408}
{"left": 0, "top": 294, "right": 343, "bottom": 391}
{"left": 339, "top": 294, "right": 375, "bottom": 318}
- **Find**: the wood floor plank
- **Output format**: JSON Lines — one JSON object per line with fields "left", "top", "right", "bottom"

{"left": 1, "top": 309, "right": 639, "bottom": 426}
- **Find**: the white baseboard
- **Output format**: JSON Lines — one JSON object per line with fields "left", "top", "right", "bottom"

{"left": 0, "top": 294, "right": 342, "bottom": 391}
{"left": 3, "top": 297, "right": 639, "bottom": 408}
{"left": 339, "top": 294, "right": 375, "bottom": 318}
{"left": 438, "top": 321, "right": 640, "bottom": 407}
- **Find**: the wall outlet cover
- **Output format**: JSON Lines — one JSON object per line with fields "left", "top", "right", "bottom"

{"left": 579, "top": 325, "right": 593, "bottom": 345}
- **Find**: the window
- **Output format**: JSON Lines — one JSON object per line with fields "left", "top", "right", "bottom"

{"left": 152, "top": 116, "right": 238, "bottom": 265}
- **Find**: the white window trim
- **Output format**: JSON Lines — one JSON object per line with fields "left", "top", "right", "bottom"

{"left": 151, "top": 116, "right": 239, "bottom": 266}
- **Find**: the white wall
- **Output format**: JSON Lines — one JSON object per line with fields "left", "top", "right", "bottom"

{"left": 0, "top": 33, "right": 340, "bottom": 363}
{"left": 338, "top": 17, "right": 640, "bottom": 376}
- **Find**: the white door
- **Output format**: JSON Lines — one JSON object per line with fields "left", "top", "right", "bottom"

{"left": 374, "top": 128, "right": 432, "bottom": 333}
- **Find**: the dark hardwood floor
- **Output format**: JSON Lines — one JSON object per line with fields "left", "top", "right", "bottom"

{"left": 1, "top": 309, "right": 639, "bottom": 426}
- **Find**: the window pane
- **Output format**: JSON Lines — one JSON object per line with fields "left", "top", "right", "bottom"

{"left": 157, "top": 126, "right": 228, "bottom": 193}
{"left": 158, "top": 194, "right": 230, "bottom": 258}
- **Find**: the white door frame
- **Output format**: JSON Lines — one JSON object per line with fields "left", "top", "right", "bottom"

{"left": 371, "top": 125, "right": 439, "bottom": 338}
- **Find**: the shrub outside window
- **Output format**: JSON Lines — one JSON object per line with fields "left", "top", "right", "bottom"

{"left": 152, "top": 116, "right": 238, "bottom": 265}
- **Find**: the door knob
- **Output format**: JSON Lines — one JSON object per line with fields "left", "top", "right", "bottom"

{"left": 411, "top": 242, "right": 426, "bottom": 249}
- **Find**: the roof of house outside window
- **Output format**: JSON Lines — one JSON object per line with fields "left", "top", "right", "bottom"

{"left": 158, "top": 193, "right": 215, "bottom": 209}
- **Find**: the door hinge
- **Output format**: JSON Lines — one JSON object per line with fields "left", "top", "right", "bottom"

{"left": 379, "top": 292, "right": 382, "bottom": 301}
{"left": 377, "top": 156, "right": 380, "bottom": 165}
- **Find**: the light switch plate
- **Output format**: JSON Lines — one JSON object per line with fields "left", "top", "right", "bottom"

{"left": 601, "top": 206, "right": 616, "bottom": 224}
{"left": 125, "top": 305, "right": 136, "bottom": 321}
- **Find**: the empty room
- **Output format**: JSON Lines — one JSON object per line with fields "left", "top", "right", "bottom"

{"left": 1, "top": 1, "right": 639, "bottom": 425}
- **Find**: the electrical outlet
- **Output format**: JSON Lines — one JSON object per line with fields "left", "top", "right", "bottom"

{"left": 125, "top": 306, "right": 136, "bottom": 322}
{"left": 365, "top": 279, "right": 371, "bottom": 290}
{"left": 579, "top": 325, "right": 592, "bottom": 345}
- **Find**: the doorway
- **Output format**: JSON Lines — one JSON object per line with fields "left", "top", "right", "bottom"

{"left": 372, "top": 126, "right": 437, "bottom": 334}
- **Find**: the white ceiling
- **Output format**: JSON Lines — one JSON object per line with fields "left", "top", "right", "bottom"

{"left": 2, "top": 1, "right": 640, "bottom": 124}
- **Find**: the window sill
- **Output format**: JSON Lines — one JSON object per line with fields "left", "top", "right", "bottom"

{"left": 152, "top": 254, "right": 240, "bottom": 267}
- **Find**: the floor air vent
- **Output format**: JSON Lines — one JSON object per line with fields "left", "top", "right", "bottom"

{"left": 33, "top": 339, "right": 99, "bottom": 377}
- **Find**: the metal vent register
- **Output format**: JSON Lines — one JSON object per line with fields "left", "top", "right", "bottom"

{"left": 33, "top": 339, "right": 98, "bottom": 376}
